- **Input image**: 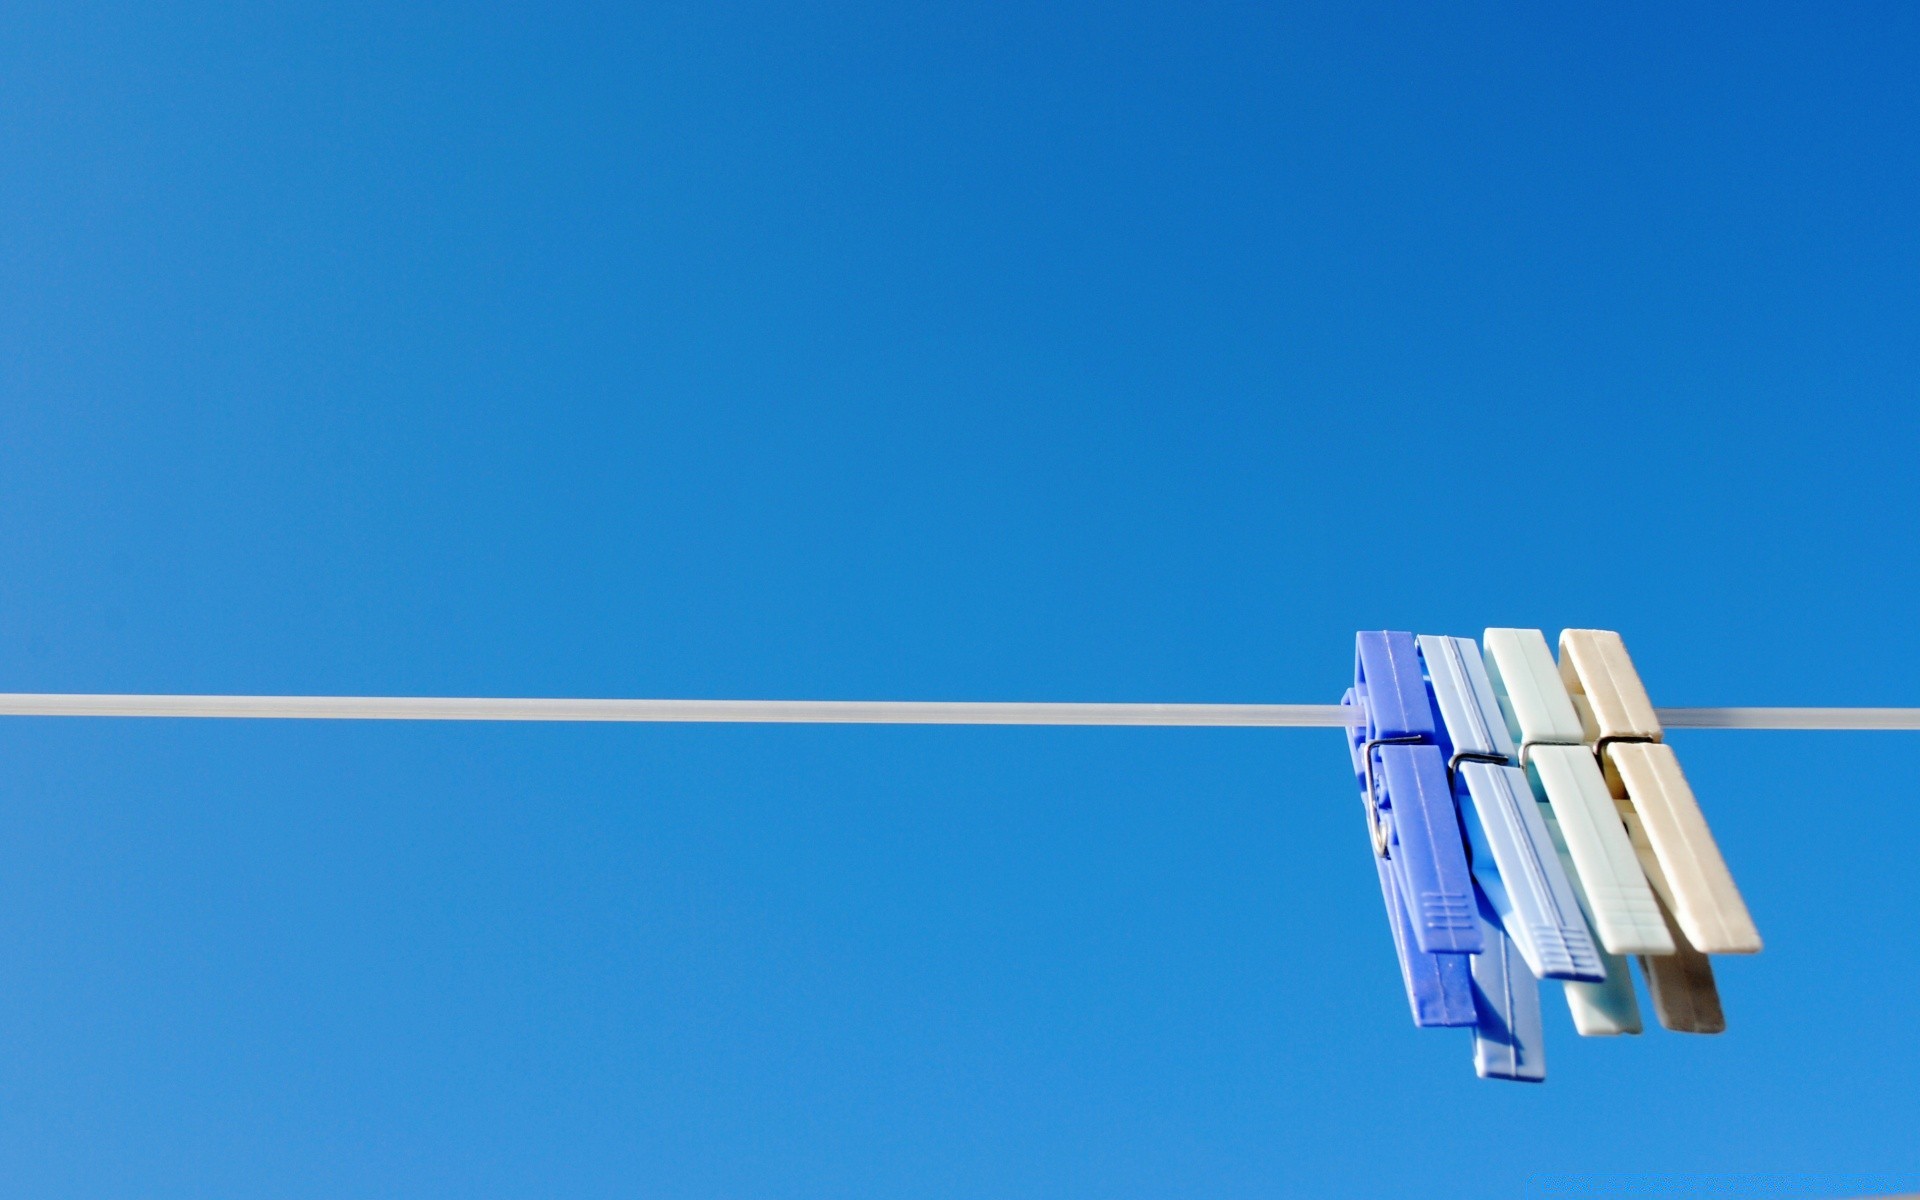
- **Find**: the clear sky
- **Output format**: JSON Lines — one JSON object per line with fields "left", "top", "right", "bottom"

{"left": 3, "top": 3, "right": 1918, "bottom": 1197}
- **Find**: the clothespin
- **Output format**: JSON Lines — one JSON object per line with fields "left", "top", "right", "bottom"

{"left": 1345, "top": 631, "right": 1481, "bottom": 1028}
{"left": 1417, "top": 635, "right": 1603, "bottom": 984}
{"left": 1558, "top": 630, "right": 1761, "bottom": 956}
{"left": 1481, "top": 629, "right": 1674, "bottom": 957}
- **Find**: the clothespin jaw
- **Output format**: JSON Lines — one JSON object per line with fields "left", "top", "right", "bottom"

{"left": 1615, "top": 801, "right": 1727, "bottom": 1033}
{"left": 1417, "top": 634, "right": 1515, "bottom": 765}
{"left": 1557, "top": 629, "right": 1660, "bottom": 752}
{"left": 1482, "top": 628, "right": 1673, "bottom": 957}
{"left": 1559, "top": 630, "right": 1762, "bottom": 956}
{"left": 1481, "top": 627, "right": 1586, "bottom": 751}
{"left": 1470, "top": 888, "right": 1546, "bottom": 1081}
{"left": 1353, "top": 633, "right": 1481, "bottom": 957}
{"left": 1358, "top": 631, "right": 1440, "bottom": 741}
{"left": 1639, "top": 937, "right": 1725, "bottom": 1035}
{"left": 1538, "top": 804, "right": 1644, "bottom": 1036}
{"left": 1563, "top": 938, "right": 1645, "bottom": 1037}
{"left": 1418, "top": 635, "right": 1603, "bottom": 984}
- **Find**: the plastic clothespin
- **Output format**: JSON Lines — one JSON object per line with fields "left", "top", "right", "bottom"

{"left": 1469, "top": 886, "right": 1546, "bottom": 1081}
{"left": 1343, "top": 692, "right": 1476, "bottom": 1026}
{"left": 1354, "top": 633, "right": 1482, "bottom": 956}
{"left": 1558, "top": 630, "right": 1761, "bottom": 956}
{"left": 1482, "top": 628, "right": 1673, "bottom": 957}
{"left": 1417, "top": 635, "right": 1603, "bottom": 984}
{"left": 1343, "top": 632, "right": 1480, "bottom": 1028}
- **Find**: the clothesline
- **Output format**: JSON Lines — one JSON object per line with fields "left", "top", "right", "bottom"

{"left": 0, "top": 638, "right": 1889, "bottom": 1082}
{"left": 1, "top": 694, "right": 1916, "bottom": 729}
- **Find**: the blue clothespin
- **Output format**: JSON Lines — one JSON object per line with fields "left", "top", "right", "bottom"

{"left": 1343, "top": 706, "right": 1477, "bottom": 1027}
{"left": 1345, "top": 631, "right": 1481, "bottom": 1027}
{"left": 1417, "top": 635, "right": 1605, "bottom": 985}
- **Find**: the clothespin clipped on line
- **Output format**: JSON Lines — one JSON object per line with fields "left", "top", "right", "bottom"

{"left": 1349, "top": 629, "right": 1763, "bottom": 1081}
{"left": 1559, "top": 630, "right": 1762, "bottom": 956}
{"left": 1345, "top": 632, "right": 1481, "bottom": 1028}
{"left": 1553, "top": 629, "right": 1758, "bottom": 1034}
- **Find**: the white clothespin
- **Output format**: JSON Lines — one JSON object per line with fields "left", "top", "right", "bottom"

{"left": 1558, "top": 630, "right": 1762, "bottom": 956}
{"left": 1481, "top": 629, "right": 1673, "bottom": 956}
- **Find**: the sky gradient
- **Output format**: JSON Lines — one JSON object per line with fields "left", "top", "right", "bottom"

{"left": 4, "top": 2, "right": 1919, "bottom": 1196}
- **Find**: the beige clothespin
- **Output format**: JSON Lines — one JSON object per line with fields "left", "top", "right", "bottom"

{"left": 1559, "top": 630, "right": 1761, "bottom": 956}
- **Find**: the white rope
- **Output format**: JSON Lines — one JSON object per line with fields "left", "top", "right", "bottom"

{"left": 0, "top": 694, "right": 1916, "bottom": 729}
{"left": 1656, "top": 707, "right": 1920, "bottom": 730}
{"left": 0, "top": 695, "right": 1350, "bottom": 726}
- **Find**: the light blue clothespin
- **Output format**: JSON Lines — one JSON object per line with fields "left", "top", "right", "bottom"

{"left": 1417, "top": 635, "right": 1604, "bottom": 985}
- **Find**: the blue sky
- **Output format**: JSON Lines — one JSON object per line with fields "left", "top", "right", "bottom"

{"left": 3, "top": 2, "right": 1919, "bottom": 1196}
